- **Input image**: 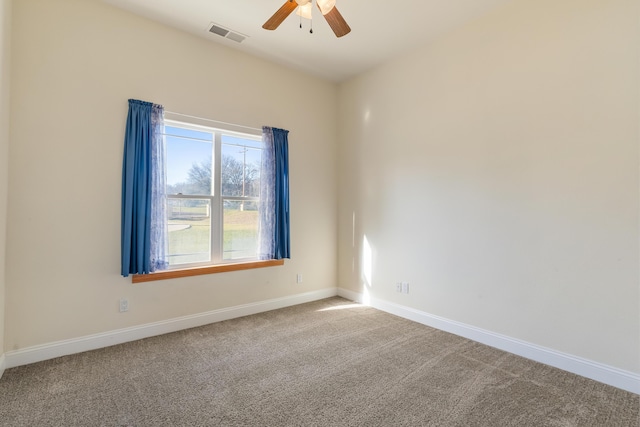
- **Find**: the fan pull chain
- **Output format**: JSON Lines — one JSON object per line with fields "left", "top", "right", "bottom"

{"left": 297, "top": 0, "right": 313, "bottom": 34}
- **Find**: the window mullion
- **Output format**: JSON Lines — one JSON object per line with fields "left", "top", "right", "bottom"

{"left": 211, "top": 131, "right": 222, "bottom": 263}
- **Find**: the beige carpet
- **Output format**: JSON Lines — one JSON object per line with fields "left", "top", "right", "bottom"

{"left": 0, "top": 297, "right": 638, "bottom": 426}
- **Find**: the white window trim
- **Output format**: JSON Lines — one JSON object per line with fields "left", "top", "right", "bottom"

{"left": 163, "top": 119, "right": 263, "bottom": 270}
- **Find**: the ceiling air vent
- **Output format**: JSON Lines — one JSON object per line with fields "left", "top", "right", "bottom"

{"left": 208, "top": 23, "right": 247, "bottom": 44}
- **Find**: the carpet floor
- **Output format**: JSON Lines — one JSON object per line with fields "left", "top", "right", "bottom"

{"left": 0, "top": 297, "right": 638, "bottom": 426}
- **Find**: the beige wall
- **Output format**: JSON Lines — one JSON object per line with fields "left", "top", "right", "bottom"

{"left": 0, "top": 0, "right": 11, "bottom": 361}
{"left": 5, "top": 0, "right": 337, "bottom": 350}
{"left": 338, "top": 0, "right": 639, "bottom": 373}
{"left": 5, "top": 0, "right": 639, "bottom": 381}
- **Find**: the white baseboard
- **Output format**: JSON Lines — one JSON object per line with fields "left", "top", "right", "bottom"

{"left": 337, "top": 288, "right": 364, "bottom": 303}
{"left": 337, "top": 288, "right": 640, "bottom": 395}
{"left": 0, "top": 353, "right": 5, "bottom": 380}
{"left": 5, "top": 287, "right": 338, "bottom": 369}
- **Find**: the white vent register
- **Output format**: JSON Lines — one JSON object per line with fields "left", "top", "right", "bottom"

{"left": 208, "top": 23, "right": 247, "bottom": 43}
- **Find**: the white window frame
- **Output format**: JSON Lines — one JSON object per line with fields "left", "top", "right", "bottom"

{"left": 164, "top": 119, "right": 262, "bottom": 269}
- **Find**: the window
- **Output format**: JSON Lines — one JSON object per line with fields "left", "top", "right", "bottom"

{"left": 121, "top": 99, "right": 289, "bottom": 281}
{"left": 164, "top": 120, "right": 263, "bottom": 268}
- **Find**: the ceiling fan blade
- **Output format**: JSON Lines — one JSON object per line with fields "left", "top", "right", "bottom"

{"left": 263, "top": 1, "right": 298, "bottom": 30}
{"left": 320, "top": 6, "right": 351, "bottom": 37}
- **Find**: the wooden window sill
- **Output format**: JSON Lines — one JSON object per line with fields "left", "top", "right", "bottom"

{"left": 132, "top": 259, "right": 285, "bottom": 283}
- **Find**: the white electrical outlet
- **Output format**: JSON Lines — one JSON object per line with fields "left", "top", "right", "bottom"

{"left": 396, "top": 282, "right": 402, "bottom": 292}
{"left": 296, "top": 273, "right": 303, "bottom": 284}
{"left": 119, "top": 298, "right": 129, "bottom": 312}
{"left": 401, "top": 282, "right": 410, "bottom": 294}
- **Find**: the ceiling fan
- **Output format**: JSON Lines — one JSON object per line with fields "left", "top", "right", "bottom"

{"left": 263, "top": 0, "right": 351, "bottom": 38}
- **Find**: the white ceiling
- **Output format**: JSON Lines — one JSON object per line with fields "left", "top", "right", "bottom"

{"left": 100, "top": 0, "right": 519, "bottom": 82}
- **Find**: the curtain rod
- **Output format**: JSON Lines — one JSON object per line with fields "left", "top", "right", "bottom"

{"left": 164, "top": 111, "right": 262, "bottom": 133}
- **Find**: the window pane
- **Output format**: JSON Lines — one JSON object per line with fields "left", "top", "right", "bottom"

{"left": 221, "top": 135, "right": 261, "bottom": 197}
{"left": 166, "top": 128, "right": 213, "bottom": 196}
{"left": 223, "top": 200, "right": 258, "bottom": 260}
{"left": 168, "top": 198, "right": 211, "bottom": 265}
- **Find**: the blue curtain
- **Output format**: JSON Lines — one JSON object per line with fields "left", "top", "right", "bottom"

{"left": 259, "top": 126, "right": 290, "bottom": 260}
{"left": 121, "top": 99, "right": 166, "bottom": 276}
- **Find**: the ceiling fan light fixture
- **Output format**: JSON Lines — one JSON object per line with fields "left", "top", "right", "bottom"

{"left": 296, "top": 2, "right": 313, "bottom": 20}
{"left": 317, "top": 0, "right": 336, "bottom": 15}
{"left": 263, "top": 0, "right": 349, "bottom": 37}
